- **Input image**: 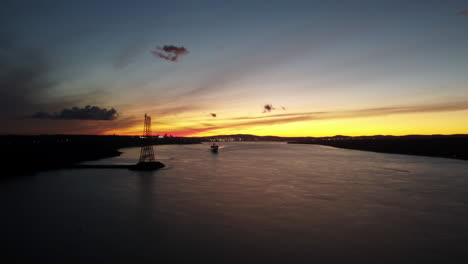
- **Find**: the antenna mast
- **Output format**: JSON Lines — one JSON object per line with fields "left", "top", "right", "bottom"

{"left": 138, "top": 113, "right": 155, "bottom": 162}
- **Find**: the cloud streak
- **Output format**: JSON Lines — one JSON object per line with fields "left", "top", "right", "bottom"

{"left": 458, "top": 10, "right": 468, "bottom": 16}
{"left": 239, "top": 101, "right": 468, "bottom": 127}
{"left": 152, "top": 104, "right": 206, "bottom": 116}
{"left": 32, "top": 105, "right": 118, "bottom": 120}
{"left": 179, "top": 101, "right": 468, "bottom": 136}
{"left": 152, "top": 45, "right": 189, "bottom": 62}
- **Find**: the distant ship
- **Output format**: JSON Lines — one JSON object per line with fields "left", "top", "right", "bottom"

{"left": 210, "top": 143, "right": 219, "bottom": 152}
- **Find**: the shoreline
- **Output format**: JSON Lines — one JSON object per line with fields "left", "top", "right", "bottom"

{"left": 1, "top": 135, "right": 201, "bottom": 179}
{"left": 3, "top": 134, "right": 468, "bottom": 179}
{"left": 288, "top": 135, "right": 468, "bottom": 161}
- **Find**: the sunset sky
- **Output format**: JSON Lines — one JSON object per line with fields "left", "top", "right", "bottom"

{"left": 1, "top": 0, "right": 468, "bottom": 136}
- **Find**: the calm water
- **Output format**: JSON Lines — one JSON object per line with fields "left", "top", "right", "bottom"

{"left": 2, "top": 142, "right": 468, "bottom": 263}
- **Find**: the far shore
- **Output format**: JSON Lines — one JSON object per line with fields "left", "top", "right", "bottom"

{"left": 288, "top": 135, "right": 468, "bottom": 161}
{"left": 3, "top": 134, "right": 467, "bottom": 179}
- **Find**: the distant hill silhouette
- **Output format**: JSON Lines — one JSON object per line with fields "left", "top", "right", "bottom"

{"left": 203, "top": 134, "right": 468, "bottom": 160}
{"left": 289, "top": 134, "right": 468, "bottom": 160}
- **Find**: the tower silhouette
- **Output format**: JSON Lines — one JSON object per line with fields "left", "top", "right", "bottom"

{"left": 132, "top": 113, "right": 164, "bottom": 170}
{"left": 139, "top": 113, "right": 155, "bottom": 163}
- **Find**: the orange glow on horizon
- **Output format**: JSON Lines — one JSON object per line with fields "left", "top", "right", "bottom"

{"left": 101, "top": 110, "right": 468, "bottom": 137}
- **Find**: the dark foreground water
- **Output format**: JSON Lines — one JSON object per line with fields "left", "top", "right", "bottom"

{"left": 2, "top": 142, "right": 468, "bottom": 263}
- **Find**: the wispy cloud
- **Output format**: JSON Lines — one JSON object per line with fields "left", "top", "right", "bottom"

{"left": 179, "top": 101, "right": 468, "bottom": 136}
{"left": 229, "top": 111, "right": 328, "bottom": 121}
{"left": 457, "top": 10, "right": 468, "bottom": 16}
{"left": 152, "top": 104, "right": 205, "bottom": 116}
{"left": 114, "top": 42, "right": 146, "bottom": 69}
{"left": 170, "top": 41, "right": 322, "bottom": 100}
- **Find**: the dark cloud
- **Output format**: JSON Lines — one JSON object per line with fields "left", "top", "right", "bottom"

{"left": 0, "top": 36, "right": 123, "bottom": 134}
{"left": 280, "top": 106, "right": 287, "bottom": 110}
{"left": 210, "top": 113, "right": 217, "bottom": 117}
{"left": 0, "top": 37, "right": 109, "bottom": 115}
{"left": 457, "top": 10, "right": 468, "bottom": 16}
{"left": 262, "top": 104, "right": 275, "bottom": 113}
{"left": 159, "top": 45, "right": 188, "bottom": 55}
{"left": 0, "top": 37, "right": 55, "bottom": 118}
{"left": 31, "top": 105, "right": 118, "bottom": 120}
{"left": 152, "top": 45, "right": 189, "bottom": 62}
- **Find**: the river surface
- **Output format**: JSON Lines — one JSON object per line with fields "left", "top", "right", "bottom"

{"left": 2, "top": 142, "right": 468, "bottom": 263}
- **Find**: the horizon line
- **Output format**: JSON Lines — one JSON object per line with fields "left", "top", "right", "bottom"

{"left": 1, "top": 133, "right": 468, "bottom": 138}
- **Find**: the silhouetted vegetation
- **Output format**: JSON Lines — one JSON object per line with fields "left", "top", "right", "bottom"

{"left": 3, "top": 134, "right": 467, "bottom": 178}
{"left": 289, "top": 135, "right": 468, "bottom": 160}
{"left": 1, "top": 135, "right": 201, "bottom": 177}
{"left": 203, "top": 134, "right": 468, "bottom": 160}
